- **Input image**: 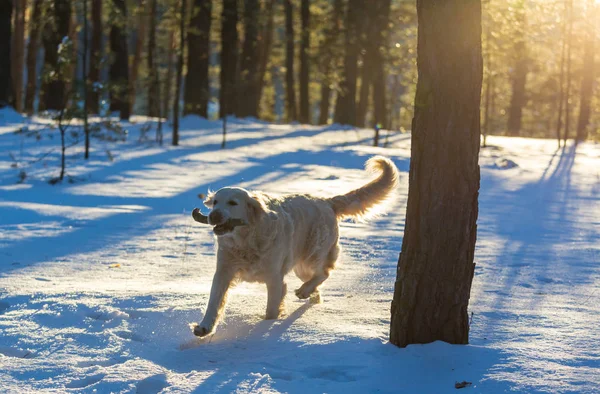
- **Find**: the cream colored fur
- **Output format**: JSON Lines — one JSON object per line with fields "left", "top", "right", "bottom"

{"left": 193, "top": 156, "right": 400, "bottom": 337}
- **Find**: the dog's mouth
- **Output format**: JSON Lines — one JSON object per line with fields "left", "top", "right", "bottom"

{"left": 213, "top": 222, "right": 235, "bottom": 236}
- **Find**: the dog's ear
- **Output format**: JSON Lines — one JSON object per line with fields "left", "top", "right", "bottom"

{"left": 246, "top": 193, "right": 277, "bottom": 224}
{"left": 203, "top": 191, "right": 216, "bottom": 208}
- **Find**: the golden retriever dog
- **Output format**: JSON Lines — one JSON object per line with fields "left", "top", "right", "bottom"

{"left": 193, "top": 156, "right": 399, "bottom": 337}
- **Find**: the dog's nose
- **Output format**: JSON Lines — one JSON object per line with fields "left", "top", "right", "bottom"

{"left": 208, "top": 210, "right": 225, "bottom": 225}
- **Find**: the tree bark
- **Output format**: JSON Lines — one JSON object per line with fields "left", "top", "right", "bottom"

{"left": 147, "top": 0, "right": 159, "bottom": 117}
{"left": 109, "top": 0, "right": 130, "bottom": 120}
{"left": 390, "top": 0, "right": 482, "bottom": 348}
{"left": 317, "top": 0, "right": 343, "bottom": 125}
{"left": 0, "top": 0, "right": 12, "bottom": 108}
{"left": 284, "top": 0, "right": 297, "bottom": 122}
{"left": 236, "top": 0, "right": 260, "bottom": 118}
{"left": 555, "top": 0, "right": 568, "bottom": 148}
{"left": 11, "top": 0, "right": 25, "bottom": 111}
{"left": 256, "top": 0, "right": 275, "bottom": 117}
{"left": 506, "top": 6, "right": 527, "bottom": 136}
{"left": 576, "top": 0, "right": 596, "bottom": 142}
{"left": 87, "top": 0, "right": 102, "bottom": 114}
{"left": 184, "top": 0, "right": 212, "bottom": 117}
{"left": 298, "top": 0, "right": 310, "bottom": 124}
{"left": 163, "top": 30, "right": 175, "bottom": 119}
{"left": 333, "top": 0, "right": 364, "bottom": 125}
{"left": 563, "top": 0, "right": 574, "bottom": 145}
{"left": 219, "top": 0, "right": 238, "bottom": 118}
{"left": 40, "top": 0, "right": 72, "bottom": 111}
{"left": 129, "top": 0, "right": 148, "bottom": 113}
{"left": 172, "top": 0, "right": 187, "bottom": 146}
{"left": 24, "top": 0, "right": 43, "bottom": 114}
{"left": 371, "top": 0, "right": 391, "bottom": 130}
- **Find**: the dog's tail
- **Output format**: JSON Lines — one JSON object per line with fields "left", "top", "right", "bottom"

{"left": 327, "top": 156, "right": 400, "bottom": 220}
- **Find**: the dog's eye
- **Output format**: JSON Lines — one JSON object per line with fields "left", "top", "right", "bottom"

{"left": 213, "top": 200, "right": 218, "bottom": 206}
{"left": 227, "top": 200, "right": 238, "bottom": 206}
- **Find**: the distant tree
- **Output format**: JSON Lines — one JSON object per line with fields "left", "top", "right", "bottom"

{"left": 88, "top": 0, "right": 102, "bottom": 114}
{"left": 109, "top": 0, "right": 130, "bottom": 120}
{"left": 556, "top": 0, "right": 569, "bottom": 147}
{"left": 256, "top": 0, "right": 275, "bottom": 116}
{"left": 82, "top": 0, "right": 90, "bottom": 159}
{"left": 563, "top": 0, "right": 574, "bottom": 145}
{"left": 284, "top": 0, "right": 297, "bottom": 122}
{"left": 24, "top": 0, "right": 43, "bottom": 114}
{"left": 298, "top": 0, "right": 310, "bottom": 124}
{"left": 577, "top": 0, "right": 596, "bottom": 142}
{"left": 163, "top": 30, "right": 175, "bottom": 120}
{"left": 390, "top": 0, "right": 482, "bottom": 347}
{"left": 506, "top": 1, "right": 528, "bottom": 136}
{"left": 184, "top": 0, "right": 212, "bottom": 117}
{"left": 236, "top": 0, "right": 260, "bottom": 118}
{"left": 129, "top": 0, "right": 148, "bottom": 113}
{"left": 172, "top": 0, "right": 187, "bottom": 146}
{"left": 40, "top": 0, "right": 72, "bottom": 112}
{"left": 11, "top": 0, "right": 25, "bottom": 112}
{"left": 220, "top": 0, "right": 238, "bottom": 118}
{"left": 334, "top": 0, "right": 364, "bottom": 126}
{"left": 371, "top": 0, "right": 391, "bottom": 132}
{"left": 147, "top": 0, "right": 160, "bottom": 118}
{"left": 317, "top": 0, "right": 343, "bottom": 125}
{"left": 0, "top": 0, "right": 12, "bottom": 108}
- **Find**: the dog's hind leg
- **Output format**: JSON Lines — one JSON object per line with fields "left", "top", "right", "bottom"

{"left": 295, "top": 244, "right": 339, "bottom": 302}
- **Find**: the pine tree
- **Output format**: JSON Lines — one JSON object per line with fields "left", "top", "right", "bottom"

{"left": 184, "top": 0, "right": 212, "bottom": 117}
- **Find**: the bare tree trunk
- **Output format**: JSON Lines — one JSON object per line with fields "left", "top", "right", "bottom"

{"left": 236, "top": 0, "right": 260, "bottom": 118}
{"left": 333, "top": 0, "right": 364, "bottom": 125}
{"left": 148, "top": 0, "right": 159, "bottom": 117}
{"left": 83, "top": 0, "right": 90, "bottom": 159}
{"left": 371, "top": 0, "right": 391, "bottom": 130}
{"left": 0, "top": 0, "right": 12, "bottom": 108}
{"left": 129, "top": 0, "right": 148, "bottom": 113}
{"left": 256, "top": 0, "right": 275, "bottom": 116}
{"left": 109, "top": 0, "right": 130, "bottom": 120}
{"left": 390, "top": 0, "right": 482, "bottom": 348}
{"left": 284, "top": 0, "right": 297, "bottom": 122}
{"left": 563, "top": 0, "right": 573, "bottom": 145}
{"left": 506, "top": 5, "right": 527, "bottom": 136}
{"left": 163, "top": 30, "right": 175, "bottom": 120}
{"left": 356, "top": 55, "right": 372, "bottom": 128}
{"left": 40, "top": 0, "right": 72, "bottom": 112}
{"left": 556, "top": 0, "right": 568, "bottom": 148}
{"left": 577, "top": 0, "right": 596, "bottom": 142}
{"left": 184, "top": 0, "right": 212, "bottom": 117}
{"left": 219, "top": 0, "right": 238, "bottom": 118}
{"left": 172, "top": 0, "right": 187, "bottom": 146}
{"left": 11, "top": 0, "right": 25, "bottom": 111}
{"left": 24, "top": 0, "right": 44, "bottom": 114}
{"left": 88, "top": 0, "right": 102, "bottom": 114}
{"left": 317, "top": 0, "right": 343, "bottom": 125}
{"left": 298, "top": 0, "right": 310, "bottom": 124}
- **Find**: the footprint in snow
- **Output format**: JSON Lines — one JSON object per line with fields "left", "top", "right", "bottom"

{"left": 114, "top": 330, "right": 147, "bottom": 343}
{"left": 136, "top": 374, "right": 168, "bottom": 394}
{"left": 65, "top": 373, "right": 105, "bottom": 389}
{"left": 0, "top": 346, "right": 36, "bottom": 359}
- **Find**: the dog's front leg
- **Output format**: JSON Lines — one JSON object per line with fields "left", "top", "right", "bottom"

{"left": 194, "top": 267, "right": 236, "bottom": 337}
{"left": 265, "top": 275, "right": 286, "bottom": 320}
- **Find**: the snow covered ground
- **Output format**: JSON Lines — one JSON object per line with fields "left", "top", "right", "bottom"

{"left": 0, "top": 110, "right": 599, "bottom": 393}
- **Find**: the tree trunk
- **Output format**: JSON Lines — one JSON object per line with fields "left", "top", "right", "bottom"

{"left": 317, "top": 0, "right": 343, "bottom": 125}
{"left": 109, "top": 0, "right": 130, "bottom": 120}
{"left": 147, "top": 0, "right": 159, "bottom": 117}
{"left": 172, "top": 0, "right": 187, "bottom": 146}
{"left": 506, "top": 6, "right": 527, "bottom": 136}
{"left": 576, "top": 0, "right": 596, "bottom": 142}
{"left": 236, "top": 0, "right": 260, "bottom": 118}
{"left": 356, "top": 56, "right": 372, "bottom": 127}
{"left": 24, "top": 0, "right": 43, "bottom": 114}
{"left": 88, "top": 0, "right": 102, "bottom": 114}
{"left": 219, "top": 0, "right": 238, "bottom": 118}
{"left": 83, "top": 0, "right": 90, "bottom": 159}
{"left": 284, "top": 0, "right": 297, "bottom": 122}
{"left": 333, "top": 0, "right": 364, "bottom": 125}
{"left": 371, "top": 0, "right": 391, "bottom": 130}
{"left": 11, "top": 0, "right": 25, "bottom": 111}
{"left": 40, "top": 0, "right": 71, "bottom": 111}
{"left": 298, "top": 0, "right": 310, "bottom": 124}
{"left": 184, "top": 0, "right": 212, "bottom": 117}
{"left": 563, "top": 0, "right": 573, "bottom": 145}
{"left": 163, "top": 30, "right": 175, "bottom": 119}
{"left": 556, "top": 0, "right": 568, "bottom": 148}
{"left": 0, "top": 0, "right": 12, "bottom": 108}
{"left": 390, "top": 0, "right": 482, "bottom": 348}
{"left": 129, "top": 0, "right": 148, "bottom": 113}
{"left": 256, "top": 0, "right": 275, "bottom": 117}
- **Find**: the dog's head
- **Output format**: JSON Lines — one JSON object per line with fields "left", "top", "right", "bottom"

{"left": 203, "top": 187, "right": 277, "bottom": 236}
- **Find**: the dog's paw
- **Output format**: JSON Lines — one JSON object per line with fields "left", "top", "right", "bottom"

{"left": 193, "top": 324, "right": 214, "bottom": 338}
{"left": 295, "top": 287, "right": 310, "bottom": 300}
{"left": 309, "top": 292, "right": 322, "bottom": 304}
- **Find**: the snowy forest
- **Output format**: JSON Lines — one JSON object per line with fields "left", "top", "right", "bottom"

{"left": 0, "top": 0, "right": 599, "bottom": 393}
